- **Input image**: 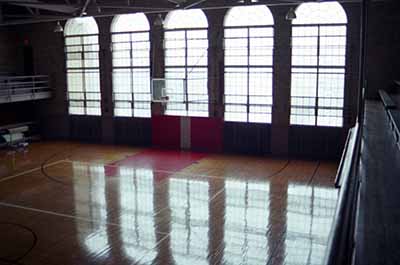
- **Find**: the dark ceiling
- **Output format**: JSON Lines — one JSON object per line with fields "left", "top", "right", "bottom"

{"left": 0, "top": 0, "right": 389, "bottom": 25}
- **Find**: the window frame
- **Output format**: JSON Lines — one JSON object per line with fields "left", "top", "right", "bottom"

{"left": 164, "top": 11, "right": 209, "bottom": 117}
{"left": 65, "top": 18, "right": 101, "bottom": 116}
{"left": 111, "top": 14, "right": 151, "bottom": 118}
{"left": 223, "top": 8, "right": 275, "bottom": 124}
{"left": 290, "top": 12, "right": 347, "bottom": 127}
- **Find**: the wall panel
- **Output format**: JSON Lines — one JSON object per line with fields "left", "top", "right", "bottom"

{"left": 114, "top": 117, "right": 151, "bottom": 146}
{"left": 223, "top": 122, "right": 271, "bottom": 155}
{"left": 70, "top": 116, "right": 102, "bottom": 142}
{"left": 288, "top": 126, "right": 347, "bottom": 159}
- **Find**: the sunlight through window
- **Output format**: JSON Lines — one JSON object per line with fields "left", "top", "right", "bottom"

{"left": 224, "top": 5, "right": 274, "bottom": 123}
{"left": 73, "top": 163, "right": 110, "bottom": 258}
{"left": 223, "top": 180, "right": 270, "bottom": 265}
{"left": 169, "top": 178, "right": 209, "bottom": 265}
{"left": 65, "top": 17, "right": 101, "bottom": 116}
{"left": 119, "top": 168, "right": 157, "bottom": 263}
{"left": 285, "top": 184, "right": 337, "bottom": 265}
{"left": 164, "top": 9, "right": 209, "bottom": 117}
{"left": 290, "top": 2, "right": 347, "bottom": 127}
{"left": 111, "top": 13, "right": 151, "bottom": 118}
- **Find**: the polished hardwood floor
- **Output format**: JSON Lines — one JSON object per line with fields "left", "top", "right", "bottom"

{"left": 0, "top": 142, "right": 338, "bottom": 265}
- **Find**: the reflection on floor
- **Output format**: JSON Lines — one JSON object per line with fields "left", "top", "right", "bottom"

{"left": 0, "top": 142, "right": 338, "bottom": 265}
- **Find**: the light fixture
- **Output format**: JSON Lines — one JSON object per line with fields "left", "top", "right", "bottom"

{"left": 54, "top": 21, "right": 64, "bottom": 33}
{"left": 286, "top": 7, "right": 297, "bottom": 21}
{"left": 154, "top": 14, "right": 164, "bottom": 27}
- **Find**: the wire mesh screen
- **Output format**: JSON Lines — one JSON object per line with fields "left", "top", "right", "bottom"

{"left": 224, "top": 26, "right": 274, "bottom": 124}
{"left": 290, "top": 25, "right": 347, "bottom": 127}
{"left": 65, "top": 34, "right": 101, "bottom": 116}
{"left": 112, "top": 30, "right": 151, "bottom": 118}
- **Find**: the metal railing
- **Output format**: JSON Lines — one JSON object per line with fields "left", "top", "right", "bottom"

{"left": 334, "top": 128, "right": 353, "bottom": 188}
{"left": 324, "top": 121, "right": 362, "bottom": 265}
{"left": 0, "top": 75, "right": 51, "bottom": 103}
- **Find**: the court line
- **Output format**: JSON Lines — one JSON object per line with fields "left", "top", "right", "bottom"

{"left": 0, "top": 159, "right": 68, "bottom": 184}
{"left": 64, "top": 159, "right": 291, "bottom": 181}
{"left": 209, "top": 188, "right": 226, "bottom": 201}
{"left": 0, "top": 198, "right": 218, "bottom": 234}
{"left": 0, "top": 201, "right": 127, "bottom": 228}
{"left": 0, "top": 200, "right": 172, "bottom": 262}
{"left": 65, "top": 158, "right": 224, "bottom": 179}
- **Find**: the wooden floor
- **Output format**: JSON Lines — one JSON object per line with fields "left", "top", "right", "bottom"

{"left": 0, "top": 141, "right": 338, "bottom": 265}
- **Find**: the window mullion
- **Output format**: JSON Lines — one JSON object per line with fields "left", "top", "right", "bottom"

{"left": 82, "top": 36, "right": 87, "bottom": 115}
{"left": 130, "top": 33, "right": 135, "bottom": 117}
{"left": 185, "top": 30, "right": 189, "bottom": 114}
{"left": 247, "top": 27, "right": 250, "bottom": 123}
{"left": 315, "top": 25, "right": 321, "bottom": 126}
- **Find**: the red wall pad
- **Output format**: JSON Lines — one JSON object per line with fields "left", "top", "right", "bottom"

{"left": 152, "top": 115, "right": 181, "bottom": 149}
{"left": 191, "top": 117, "right": 223, "bottom": 153}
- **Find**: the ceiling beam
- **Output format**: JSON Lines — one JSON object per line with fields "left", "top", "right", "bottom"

{"left": 0, "top": 0, "right": 364, "bottom": 26}
{"left": 11, "top": 3, "right": 78, "bottom": 14}
{"left": 0, "top": 0, "right": 40, "bottom": 3}
{"left": 80, "top": 0, "right": 91, "bottom": 16}
{"left": 183, "top": 0, "right": 208, "bottom": 9}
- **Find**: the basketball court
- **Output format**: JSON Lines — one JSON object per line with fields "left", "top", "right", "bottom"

{"left": 0, "top": 142, "right": 337, "bottom": 265}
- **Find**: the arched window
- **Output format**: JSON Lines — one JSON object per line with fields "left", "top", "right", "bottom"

{"left": 65, "top": 17, "right": 101, "bottom": 116}
{"left": 111, "top": 13, "right": 151, "bottom": 117}
{"left": 290, "top": 2, "right": 347, "bottom": 127}
{"left": 224, "top": 5, "right": 274, "bottom": 123}
{"left": 164, "top": 9, "right": 209, "bottom": 117}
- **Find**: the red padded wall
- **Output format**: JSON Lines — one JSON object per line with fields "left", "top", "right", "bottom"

{"left": 191, "top": 117, "right": 223, "bottom": 152}
{"left": 151, "top": 115, "right": 181, "bottom": 149}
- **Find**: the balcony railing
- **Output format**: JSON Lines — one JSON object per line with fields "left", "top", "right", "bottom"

{"left": 324, "top": 120, "right": 362, "bottom": 265}
{"left": 0, "top": 75, "right": 52, "bottom": 104}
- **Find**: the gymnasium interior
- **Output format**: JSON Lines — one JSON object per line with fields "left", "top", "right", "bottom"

{"left": 0, "top": 0, "right": 398, "bottom": 264}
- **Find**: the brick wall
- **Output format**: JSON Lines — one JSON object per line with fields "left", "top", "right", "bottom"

{"left": 365, "top": 2, "right": 400, "bottom": 98}
{"left": 0, "top": 28, "right": 19, "bottom": 74}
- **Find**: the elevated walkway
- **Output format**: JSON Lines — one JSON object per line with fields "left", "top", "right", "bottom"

{"left": 0, "top": 75, "right": 51, "bottom": 104}
{"left": 355, "top": 99, "right": 400, "bottom": 265}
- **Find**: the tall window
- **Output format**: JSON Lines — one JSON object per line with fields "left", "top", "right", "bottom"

{"left": 65, "top": 17, "right": 101, "bottom": 116}
{"left": 164, "top": 9, "right": 209, "bottom": 117}
{"left": 224, "top": 6, "right": 274, "bottom": 123}
{"left": 290, "top": 2, "right": 347, "bottom": 127}
{"left": 111, "top": 13, "right": 151, "bottom": 118}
